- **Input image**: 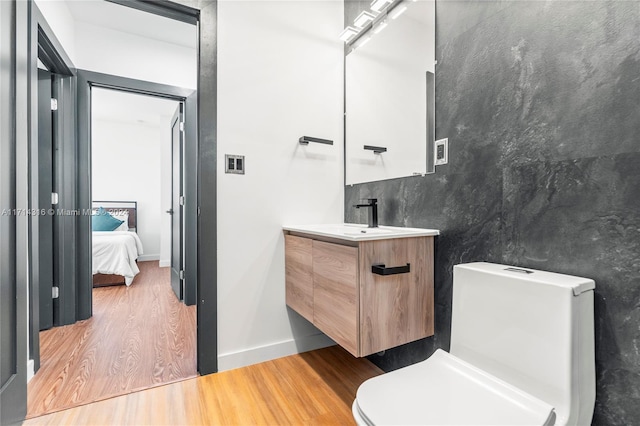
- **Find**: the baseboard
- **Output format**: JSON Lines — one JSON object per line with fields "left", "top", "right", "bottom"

{"left": 27, "top": 359, "right": 35, "bottom": 383}
{"left": 138, "top": 254, "right": 160, "bottom": 262}
{"left": 159, "top": 259, "right": 171, "bottom": 268}
{"left": 218, "top": 334, "right": 336, "bottom": 372}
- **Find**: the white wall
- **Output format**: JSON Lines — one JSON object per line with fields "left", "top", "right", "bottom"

{"left": 217, "top": 0, "right": 344, "bottom": 370}
{"left": 75, "top": 21, "right": 196, "bottom": 89}
{"left": 92, "top": 118, "right": 164, "bottom": 260}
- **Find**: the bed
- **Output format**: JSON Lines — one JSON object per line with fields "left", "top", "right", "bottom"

{"left": 92, "top": 201, "right": 144, "bottom": 287}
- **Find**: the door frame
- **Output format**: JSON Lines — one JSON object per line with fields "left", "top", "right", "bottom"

{"left": 36, "top": 68, "right": 54, "bottom": 333}
{"left": 24, "top": 0, "right": 216, "bottom": 378}
{"left": 29, "top": 1, "right": 77, "bottom": 375}
{"left": 76, "top": 70, "right": 196, "bottom": 311}
{"left": 1, "top": 1, "right": 26, "bottom": 423}
{"left": 170, "top": 103, "right": 185, "bottom": 302}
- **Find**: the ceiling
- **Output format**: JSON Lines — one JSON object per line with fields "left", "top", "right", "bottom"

{"left": 69, "top": 1, "right": 190, "bottom": 126}
{"left": 92, "top": 88, "right": 180, "bottom": 126}
{"left": 65, "top": 0, "right": 197, "bottom": 49}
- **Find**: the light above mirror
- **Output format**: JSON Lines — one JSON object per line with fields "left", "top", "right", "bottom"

{"left": 340, "top": 0, "right": 419, "bottom": 50}
{"left": 340, "top": 26, "right": 359, "bottom": 42}
{"left": 354, "top": 11, "right": 377, "bottom": 28}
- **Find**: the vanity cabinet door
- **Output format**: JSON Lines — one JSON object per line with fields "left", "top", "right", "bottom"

{"left": 285, "top": 235, "right": 314, "bottom": 323}
{"left": 312, "top": 240, "right": 359, "bottom": 357}
{"left": 359, "top": 236, "right": 434, "bottom": 356}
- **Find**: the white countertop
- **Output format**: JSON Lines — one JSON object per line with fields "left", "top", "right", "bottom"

{"left": 283, "top": 223, "right": 439, "bottom": 242}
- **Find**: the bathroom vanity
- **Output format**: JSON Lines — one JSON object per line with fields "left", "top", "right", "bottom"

{"left": 283, "top": 224, "right": 439, "bottom": 357}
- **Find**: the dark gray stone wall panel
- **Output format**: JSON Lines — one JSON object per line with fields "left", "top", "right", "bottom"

{"left": 345, "top": 1, "right": 640, "bottom": 422}
{"left": 437, "top": 1, "right": 640, "bottom": 168}
{"left": 435, "top": 0, "right": 515, "bottom": 45}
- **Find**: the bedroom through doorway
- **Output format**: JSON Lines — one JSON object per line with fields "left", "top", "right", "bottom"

{"left": 87, "top": 87, "right": 199, "bottom": 403}
{"left": 26, "top": 88, "right": 199, "bottom": 419}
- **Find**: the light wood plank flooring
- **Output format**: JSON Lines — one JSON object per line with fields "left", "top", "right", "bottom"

{"left": 25, "top": 345, "right": 383, "bottom": 425}
{"left": 27, "top": 261, "right": 197, "bottom": 418}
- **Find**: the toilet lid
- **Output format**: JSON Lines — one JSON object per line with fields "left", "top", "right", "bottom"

{"left": 356, "top": 349, "right": 555, "bottom": 426}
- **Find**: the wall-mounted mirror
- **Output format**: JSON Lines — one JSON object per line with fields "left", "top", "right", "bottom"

{"left": 345, "top": 0, "right": 435, "bottom": 185}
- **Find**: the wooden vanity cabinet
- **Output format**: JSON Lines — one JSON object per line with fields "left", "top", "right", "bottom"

{"left": 285, "top": 233, "right": 434, "bottom": 357}
{"left": 285, "top": 235, "right": 314, "bottom": 323}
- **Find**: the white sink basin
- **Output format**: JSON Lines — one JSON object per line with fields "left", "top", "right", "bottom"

{"left": 283, "top": 223, "right": 439, "bottom": 242}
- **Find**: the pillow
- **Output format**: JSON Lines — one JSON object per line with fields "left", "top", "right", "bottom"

{"left": 92, "top": 207, "right": 124, "bottom": 231}
{"left": 112, "top": 212, "right": 129, "bottom": 231}
{"left": 114, "top": 221, "right": 129, "bottom": 232}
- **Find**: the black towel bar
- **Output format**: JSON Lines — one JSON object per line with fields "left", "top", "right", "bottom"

{"left": 364, "top": 145, "right": 387, "bottom": 154}
{"left": 299, "top": 136, "right": 333, "bottom": 145}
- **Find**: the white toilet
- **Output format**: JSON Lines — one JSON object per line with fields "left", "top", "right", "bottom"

{"left": 352, "top": 262, "right": 596, "bottom": 426}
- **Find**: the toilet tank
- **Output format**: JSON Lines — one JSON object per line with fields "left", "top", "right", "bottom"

{"left": 450, "top": 263, "right": 595, "bottom": 426}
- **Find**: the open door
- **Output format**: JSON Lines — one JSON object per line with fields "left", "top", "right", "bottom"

{"left": 1, "top": 0, "right": 27, "bottom": 422}
{"left": 37, "top": 69, "right": 54, "bottom": 331}
{"left": 170, "top": 104, "right": 184, "bottom": 301}
{"left": 183, "top": 91, "right": 197, "bottom": 306}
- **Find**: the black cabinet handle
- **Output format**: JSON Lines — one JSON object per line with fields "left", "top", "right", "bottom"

{"left": 371, "top": 263, "right": 410, "bottom": 276}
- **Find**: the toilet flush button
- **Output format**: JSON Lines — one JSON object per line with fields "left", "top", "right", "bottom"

{"left": 504, "top": 267, "right": 534, "bottom": 274}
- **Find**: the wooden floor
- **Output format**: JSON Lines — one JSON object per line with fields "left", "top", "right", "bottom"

{"left": 24, "top": 345, "right": 383, "bottom": 425}
{"left": 27, "top": 261, "right": 197, "bottom": 418}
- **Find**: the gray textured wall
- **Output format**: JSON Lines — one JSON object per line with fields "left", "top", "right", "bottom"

{"left": 344, "top": 1, "right": 640, "bottom": 424}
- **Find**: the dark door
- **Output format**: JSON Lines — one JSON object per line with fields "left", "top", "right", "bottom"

{"left": 1, "top": 0, "right": 27, "bottom": 422}
{"left": 37, "top": 69, "right": 54, "bottom": 331}
{"left": 170, "top": 104, "right": 184, "bottom": 301}
{"left": 183, "top": 91, "right": 197, "bottom": 306}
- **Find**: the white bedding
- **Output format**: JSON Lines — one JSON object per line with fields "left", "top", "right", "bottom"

{"left": 92, "top": 231, "right": 144, "bottom": 286}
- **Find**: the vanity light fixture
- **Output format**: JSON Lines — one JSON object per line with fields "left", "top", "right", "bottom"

{"left": 370, "top": 0, "right": 393, "bottom": 13}
{"left": 339, "top": 26, "right": 360, "bottom": 42}
{"left": 353, "top": 10, "right": 376, "bottom": 28}
{"left": 389, "top": 4, "right": 408, "bottom": 19}
{"left": 341, "top": 0, "right": 409, "bottom": 45}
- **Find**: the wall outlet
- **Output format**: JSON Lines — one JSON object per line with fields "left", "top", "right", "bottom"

{"left": 225, "top": 154, "right": 245, "bottom": 174}
{"left": 435, "top": 138, "right": 448, "bottom": 166}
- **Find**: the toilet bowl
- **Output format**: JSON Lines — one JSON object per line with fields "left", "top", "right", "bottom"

{"left": 352, "top": 262, "right": 596, "bottom": 426}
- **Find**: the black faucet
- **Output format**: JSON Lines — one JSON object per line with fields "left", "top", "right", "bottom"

{"left": 354, "top": 198, "right": 378, "bottom": 228}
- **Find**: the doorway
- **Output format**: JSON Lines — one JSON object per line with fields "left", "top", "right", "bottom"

{"left": 27, "top": 79, "right": 199, "bottom": 417}
{"left": 28, "top": 88, "right": 198, "bottom": 418}
{"left": 4, "top": 0, "right": 218, "bottom": 422}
